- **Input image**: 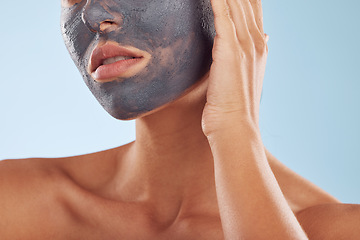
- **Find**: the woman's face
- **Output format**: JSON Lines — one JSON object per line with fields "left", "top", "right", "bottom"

{"left": 61, "top": 0, "right": 215, "bottom": 120}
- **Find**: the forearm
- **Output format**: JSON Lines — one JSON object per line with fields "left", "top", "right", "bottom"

{"left": 207, "top": 121, "right": 308, "bottom": 240}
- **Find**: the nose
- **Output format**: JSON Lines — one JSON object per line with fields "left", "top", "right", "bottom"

{"left": 81, "top": 1, "right": 123, "bottom": 33}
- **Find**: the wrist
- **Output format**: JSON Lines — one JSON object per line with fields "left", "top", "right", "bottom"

{"left": 202, "top": 113, "right": 259, "bottom": 138}
{"left": 205, "top": 118, "right": 262, "bottom": 146}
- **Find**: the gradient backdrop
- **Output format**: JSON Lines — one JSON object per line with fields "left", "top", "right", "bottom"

{"left": 1, "top": 1, "right": 359, "bottom": 203}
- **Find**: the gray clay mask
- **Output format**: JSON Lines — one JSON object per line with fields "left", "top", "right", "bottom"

{"left": 61, "top": 0, "right": 215, "bottom": 120}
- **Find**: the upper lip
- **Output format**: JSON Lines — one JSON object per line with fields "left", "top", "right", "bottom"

{"left": 89, "top": 42, "right": 146, "bottom": 73}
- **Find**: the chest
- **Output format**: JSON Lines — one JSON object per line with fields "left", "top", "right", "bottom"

{"left": 61, "top": 211, "right": 224, "bottom": 240}
{"left": 161, "top": 216, "right": 225, "bottom": 240}
{"left": 46, "top": 195, "right": 224, "bottom": 240}
{"left": 48, "top": 215, "right": 224, "bottom": 240}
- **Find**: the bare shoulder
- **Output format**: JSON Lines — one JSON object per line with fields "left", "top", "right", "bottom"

{"left": 0, "top": 143, "right": 133, "bottom": 239}
{"left": 296, "top": 203, "right": 360, "bottom": 240}
{"left": 0, "top": 157, "right": 69, "bottom": 238}
{"left": 0, "top": 157, "right": 65, "bottom": 197}
{"left": 56, "top": 141, "right": 133, "bottom": 191}
{"left": 0, "top": 141, "right": 133, "bottom": 207}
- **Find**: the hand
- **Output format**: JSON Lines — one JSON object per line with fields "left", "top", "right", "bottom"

{"left": 202, "top": 0, "right": 269, "bottom": 136}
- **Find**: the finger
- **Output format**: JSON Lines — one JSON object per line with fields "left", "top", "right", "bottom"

{"left": 264, "top": 33, "right": 269, "bottom": 43}
{"left": 249, "top": 0, "right": 264, "bottom": 34}
{"left": 227, "top": 0, "right": 263, "bottom": 42}
{"left": 210, "top": 0, "right": 237, "bottom": 40}
{"left": 226, "top": 0, "right": 251, "bottom": 43}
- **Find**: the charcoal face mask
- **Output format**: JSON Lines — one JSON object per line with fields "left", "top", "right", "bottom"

{"left": 61, "top": 0, "right": 215, "bottom": 120}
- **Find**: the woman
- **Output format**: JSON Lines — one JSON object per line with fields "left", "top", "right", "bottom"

{"left": 1, "top": 0, "right": 359, "bottom": 239}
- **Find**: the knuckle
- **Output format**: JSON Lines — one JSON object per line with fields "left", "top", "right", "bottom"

{"left": 236, "top": 46, "right": 253, "bottom": 61}
{"left": 254, "top": 38, "right": 267, "bottom": 54}
{"left": 219, "top": 5, "right": 231, "bottom": 19}
{"left": 236, "top": 50, "right": 247, "bottom": 61}
{"left": 244, "top": 43, "right": 256, "bottom": 57}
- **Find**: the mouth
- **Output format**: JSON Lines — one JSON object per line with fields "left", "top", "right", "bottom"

{"left": 89, "top": 42, "right": 151, "bottom": 82}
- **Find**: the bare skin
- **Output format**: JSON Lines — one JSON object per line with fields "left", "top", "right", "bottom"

{"left": 1, "top": 0, "right": 359, "bottom": 239}
{"left": 0, "top": 78, "right": 340, "bottom": 239}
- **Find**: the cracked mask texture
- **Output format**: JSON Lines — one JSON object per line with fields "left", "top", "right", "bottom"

{"left": 61, "top": 0, "right": 215, "bottom": 120}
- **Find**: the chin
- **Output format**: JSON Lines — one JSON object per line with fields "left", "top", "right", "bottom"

{"left": 106, "top": 72, "right": 210, "bottom": 121}
{"left": 103, "top": 99, "right": 179, "bottom": 121}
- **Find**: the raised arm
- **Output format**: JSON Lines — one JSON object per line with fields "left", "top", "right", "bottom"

{"left": 201, "top": 0, "right": 308, "bottom": 238}
{"left": 206, "top": 125, "right": 308, "bottom": 239}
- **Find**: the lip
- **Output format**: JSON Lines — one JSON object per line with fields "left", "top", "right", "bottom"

{"left": 88, "top": 42, "right": 151, "bottom": 82}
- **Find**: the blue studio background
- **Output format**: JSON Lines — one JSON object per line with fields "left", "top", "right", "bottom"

{"left": 0, "top": 1, "right": 359, "bottom": 203}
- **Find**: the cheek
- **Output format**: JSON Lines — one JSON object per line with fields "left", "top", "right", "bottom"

{"left": 61, "top": 0, "right": 82, "bottom": 8}
{"left": 59, "top": 0, "right": 214, "bottom": 119}
{"left": 61, "top": 7, "right": 95, "bottom": 66}
{"left": 198, "top": 0, "right": 216, "bottom": 40}
{"left": 132, "top": 1, "right": 198, "bottom": 41}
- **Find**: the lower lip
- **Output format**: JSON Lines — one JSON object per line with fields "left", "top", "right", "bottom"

{"left": 92, "top": 57, "right": 144, "bottom": 81}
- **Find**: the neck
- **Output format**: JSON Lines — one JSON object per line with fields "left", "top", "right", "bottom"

{"left": 114, "top": 76, "right": 218, "bottom": 217}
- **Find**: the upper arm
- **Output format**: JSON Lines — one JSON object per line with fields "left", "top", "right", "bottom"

{"left": 296, "top": 203, "right": 360, "bottom": 240}
{"left": 265, "top": 148, "right": 340, "bottom": 212}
